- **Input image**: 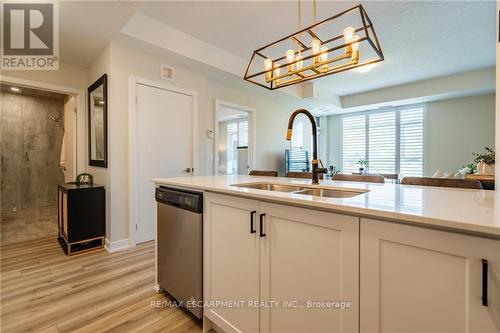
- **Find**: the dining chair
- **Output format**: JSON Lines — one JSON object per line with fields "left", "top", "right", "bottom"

{"left": 333, "top": 173, "right": 385, "bottom": 183}
{"left": 380, "top": 173, "right": 399, "bottom": 183}
{"left": 285, "top": 172, "right": 312, "bottom": 179}
{"left": 400, "top": 177, "right": 483, "bottom": 189}
{"left": 286, "top": 172, "right": 326, "bottom": 180}
{"left": 248, "top": 170, "right": 278, "bottom": 177}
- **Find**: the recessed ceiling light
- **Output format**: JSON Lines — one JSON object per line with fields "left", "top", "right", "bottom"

{"left": 10, "top": 87, "right": 20, "bottom": 92}
{"left": 357, "top": 63, "right": 376, "bottom": 73}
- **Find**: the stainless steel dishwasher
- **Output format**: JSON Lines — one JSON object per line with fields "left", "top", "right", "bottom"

{"left": 155, "top": 186, "right": 203, "bottom": 319}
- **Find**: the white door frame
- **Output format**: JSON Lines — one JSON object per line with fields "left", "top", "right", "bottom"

{"left": 129, "top": 76, "right": 198, "bottom": 246}
{"left": 0, "top": 75, "right": 84, "bottom": 179}
{"left": 214, "top": 99, "right": 256, "bottom": 175}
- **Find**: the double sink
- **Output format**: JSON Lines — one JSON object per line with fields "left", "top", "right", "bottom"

{"left": 232, "top": 182, "right": 368, "bottom": 198}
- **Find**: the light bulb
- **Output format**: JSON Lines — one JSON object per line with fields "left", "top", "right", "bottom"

{"left": 311, "top": 39, "right": 321, "bottom": 64}
{"left": 352, "top": 35, "right": 360, "bottom": 51}
{"left": 295, "top": 54, "right": 303, "bottom": 71}
{"left": 273, "top": 63, "right": 281, "bottom": 76}
{"left": 343, "top": 27, "right": 355, "bottom": 42}
{"left": 319, "top": 46, "right": 328, "bottom": 62}
{"left": 319, "top": 46, "right": 328, "bottom": 71}
{"left": 286, "top": 50, "right": 295, "bottom": 72}
{"left": 264, "top": 58, "right": 273, "bottom": 81}
{"left": 351, "top": 35, "right": 360, "bottom": 63}
{"left": 273, "top": 63, "right": 281, "bottom": 85}
{"left": 311, "top": 39, "right": 321, "bottom": 54}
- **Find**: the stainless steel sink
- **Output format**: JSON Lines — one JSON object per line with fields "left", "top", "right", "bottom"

{"left": 294, "top": 188, "right": 364, "bottom": 198}
{"left": 234, "top": 183, "right": 302, "bottom": 192}
{"left": 232, "top": 182, "right": 368, "bottom": 198}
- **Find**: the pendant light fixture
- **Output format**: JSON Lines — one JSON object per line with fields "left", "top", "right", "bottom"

{"left": 244, "top": 2, "right": 384, "bottom": 90}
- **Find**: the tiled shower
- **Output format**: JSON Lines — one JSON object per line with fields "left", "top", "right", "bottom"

{"left": 0, "top": 85, "right": 66, "bottom": 244}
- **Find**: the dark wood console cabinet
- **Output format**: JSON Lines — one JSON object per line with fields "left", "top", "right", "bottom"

{"left": 58, "top": 183, "right": 105, "bottom": 255}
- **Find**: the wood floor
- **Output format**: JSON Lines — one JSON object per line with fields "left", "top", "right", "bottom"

{"left": 0, "top": 237, "right": 202, "bottom": 333}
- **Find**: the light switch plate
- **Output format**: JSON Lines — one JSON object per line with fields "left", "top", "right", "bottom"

{"left": 207, "top": 129, "right": 214, "bottom": 139}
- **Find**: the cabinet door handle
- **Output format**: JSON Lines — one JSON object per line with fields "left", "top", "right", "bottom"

{"left": 250, "top": 211, "right": 256, "bottom": 234}
{"left": 259, "top": 213, "right": 266, "bottom": 237}
{"left": 482, "top": 259, "right": 488, "bottom": 306}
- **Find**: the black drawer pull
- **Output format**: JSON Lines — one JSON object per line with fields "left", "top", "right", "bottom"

{"left": 259, "top": 213, "right": 266, "bottom": 237}
{"left": 482, "top": 259, "right": 488, "bottom": 306}
{"left": 250, "top": 211, "right": 256, "bottom": 234}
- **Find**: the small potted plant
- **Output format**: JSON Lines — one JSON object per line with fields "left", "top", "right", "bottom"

{"left": 357, "top": 159, "right": 368, "bottom": 173}
{"left": 458, "top": 163, "right": 477, "bottom": 176}
{"left": 473, "top": 147, "right": 495, "bottom": 175}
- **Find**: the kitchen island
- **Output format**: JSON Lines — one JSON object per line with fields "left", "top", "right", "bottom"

{"left": 153, "top": 175, "right": 500, "bottom": 333}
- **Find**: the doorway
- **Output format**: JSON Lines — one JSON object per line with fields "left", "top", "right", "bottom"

{"left": 131, "top": 80, "right": 197, "bottom": 244}
{"left": 0, "top": 84, "right": 76, "bottom": 245}
{"left": 215, "top": 100, "right": 255, "bottom": 175}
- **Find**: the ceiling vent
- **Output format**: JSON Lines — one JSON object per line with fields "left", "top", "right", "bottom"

{"left": 160, "top": 64, "right": 175, "bottom": 81}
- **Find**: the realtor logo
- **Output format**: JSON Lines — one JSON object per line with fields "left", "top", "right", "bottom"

{"left": 1, "top": 1, "right": 59, "bottom": 70}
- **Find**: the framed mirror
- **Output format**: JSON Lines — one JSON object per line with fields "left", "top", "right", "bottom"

{"left": 88, "top": 74, "right": 107, "bottom": 168}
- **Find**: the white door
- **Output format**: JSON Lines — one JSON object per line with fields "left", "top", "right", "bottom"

{"left": 259, "top": 202, "right": 359, "bottom": 333}
{"left": 204, "top": 193, "right": 260, "bottom": 333}
{"left": 63, "top": 96, "right": 77, "bottom": 182}
{"left": 360, "top": 218, "right": 500, "bottom": 333}
{"left": 135, "top": 83, "right": 195, "bottom": 244}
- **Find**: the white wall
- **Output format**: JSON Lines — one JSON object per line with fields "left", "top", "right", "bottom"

{"left": 2, "top": 62, "right": 89, "bottom": 89}
{"left": 326, "top": 114, "right": 342, "bottom": 170}
{"left": 326, "top": 94, "right": 495, "bottom": 175}
{"left": 341, "top": 67, "right": 495, "bottom": 110}
{"left": 87, "top": 44, "right": 113, "bottom": 241}
{"left": 426, "top": 94, "right": 495, "bottom": 174}
{"left": 497, "top": 1, "right": 500, "bottom": 188}
{"left": 87, "top": 42, "right": 306, "bottom": 244}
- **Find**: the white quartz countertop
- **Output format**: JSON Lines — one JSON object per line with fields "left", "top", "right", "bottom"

{"left": 153, "top": 175, "right": 500, "bottom": 238}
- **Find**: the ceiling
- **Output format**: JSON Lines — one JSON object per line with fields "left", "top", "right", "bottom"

{"left": 59, "top": 1, "right": 142, "bottom": 68}
{"left": 58, "top": 1, "right": 496, "bottom": 96}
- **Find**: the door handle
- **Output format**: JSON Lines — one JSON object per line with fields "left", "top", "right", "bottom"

{"left": 25, "top": 151, "right": 30, "bottom": 161}
{"left": 259, "top": 213, "right": 266, "bottom": 237}
{"left": 183, "top": 168, "right": 192, "bottom": 173}
{"left": 250, "top": 211, "right": 256, "bottom": 234}
{"left": 482, "top": 259, "right": 488, "bottom": 306}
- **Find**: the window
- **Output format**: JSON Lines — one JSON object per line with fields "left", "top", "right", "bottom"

{"left": 224, "top": 117, "right": 248, "bottom": 175}
{"left": 342, "top": 115, "right": 366, "bottom": 173}
{"left": 290, "top": 115, "right": 321, "bottom": 151}
{"left": 399, "top": 108, "right": 424, "bottom": 176}
{"left": 341, "top": 106, "right": 424, "bottom": 176}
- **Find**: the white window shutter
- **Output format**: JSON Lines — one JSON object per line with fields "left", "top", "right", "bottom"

{"left": 368, "top": 111, "right": 396, "bottom": 174}
{"left": 400, "top": 108, "right": 424, "bottom": 177}
{"left": 342, "top": 115, "right": 366, "bottom": 173}
{"left": 341, "top": 106, "right": 424, "bottom": 177}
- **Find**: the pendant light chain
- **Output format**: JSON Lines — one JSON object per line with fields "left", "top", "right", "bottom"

{"left": 313, "top": 0, "right": 317, "bottom": 33}
{"left": 298, "top": 0, "right": 302, "bottom": 56}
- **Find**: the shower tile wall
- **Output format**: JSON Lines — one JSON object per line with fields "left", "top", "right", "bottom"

{"left": 1, "top": 91, "right": 65, "bottom": 215}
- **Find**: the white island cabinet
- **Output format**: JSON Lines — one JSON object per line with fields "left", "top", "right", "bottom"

{"left": 204, "top": 193, "right": 260, "bottom": 333}
{"left": 360, "top": 218, "right": 500, "bottom": 333}
{"left": 154, "top": 175, "right": 500, "bottom": 333}
{"left": 204, "top": 193, "right": 359, "bottom": 333}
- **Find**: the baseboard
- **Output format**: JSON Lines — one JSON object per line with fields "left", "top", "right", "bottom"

{"left": 153, "top": 283, "right": 163, "bottom": 293}
{"left": 105, "top": 238, "right": 133, "bottom": 253}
